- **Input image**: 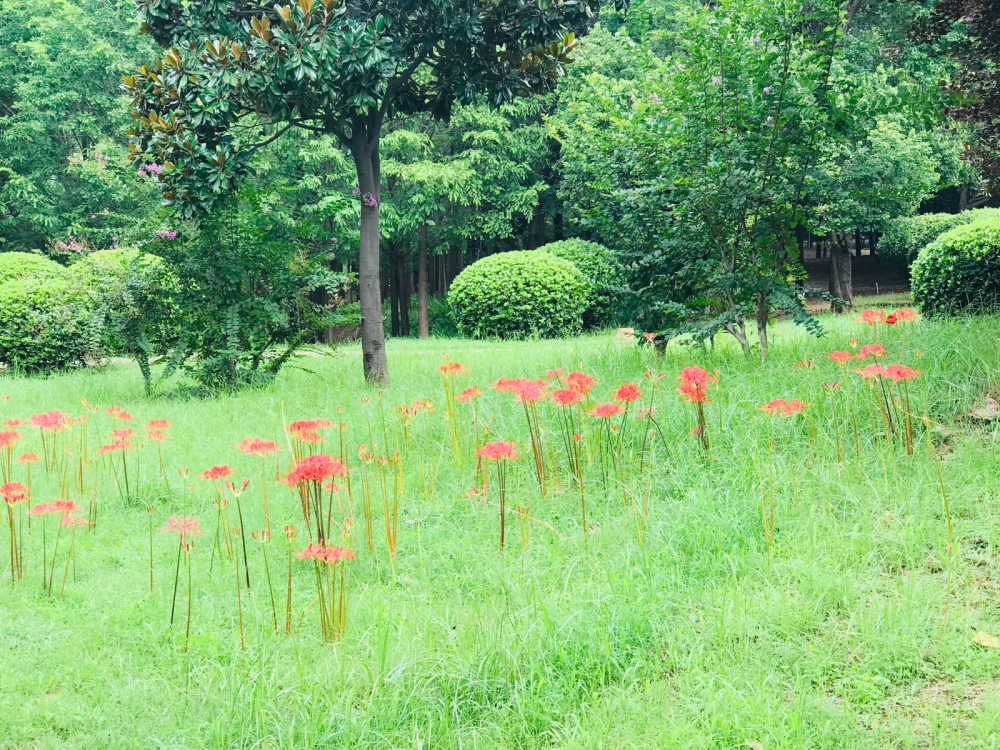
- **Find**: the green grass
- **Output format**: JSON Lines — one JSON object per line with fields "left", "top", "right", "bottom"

{"left": 3, "top": 316, "right": 1000, "bottom": 749}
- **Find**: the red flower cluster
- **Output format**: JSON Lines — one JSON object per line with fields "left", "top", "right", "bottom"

{"left": 0, "top": 481, "right": 28, "bottom": 504}
{"left": 295, "top": 543, "right": 356, "bottom": 563}
{"left": 199, "top": 465, "right": 234, "bottom": 481}
{"left": 477, "top": 440, "right": 518, "bottom": 460}
{"left": 287, "top": 418, "right": 331, "bottom": 444}
{"left": 160, "top": 514, "right": 203, "bottom": 539}
{"left": 438, "top": 358, "right": 465, "bottom": 376}
{"left": 884, "top": 364, "right": 920, "bottom": 382}
{"left": 676, "top": 366, "right": 717, "bottom": 404}
{"left": 238, "top": 437, "right": 278, "bottom": 456}
{"left": 3, "top": 418, "right": 20, "bottom": 428}
{"left": 612, "top": 383, "right": 642, "bottom": 403}
{"left": 30, "top": 410, "right": 68, "bottom": 431}
{"left": 16, "top": 452, "right": 38, "bottom": 464}
{"left": 759, "top": 398, "right": 809, "bottom": 417}
{"left": 107, "top": 406, "right": 133, "bottom": 421}
{"left": 551, "top": 388, "right": 584, "bottom": 406}
{"left": 0, "top": 430, "right": 20, "bottom": 449}
{"left": 457, "top": 386, "right": 485, "bottom": 402}
{"left": 589, "top": 402, "right": 624, "bottom": 418}
{"left": 286, "top": 453, "right": 347, "bottom": 485}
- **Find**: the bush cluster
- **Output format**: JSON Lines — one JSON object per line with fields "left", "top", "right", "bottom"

{"left": 880, "top": 208, "right": 1000, "bottom": 268}
{"left": 537, "top": 239, "right": 623, "bottom": 329}
{"left": 448, "top": 251, "right": 589, "bottom": 339}
{"left": 912, "top": 217, "right": 1000, "bottom": 315}
{"left": 0, "top": 248, "right": 172, "bottom": 372}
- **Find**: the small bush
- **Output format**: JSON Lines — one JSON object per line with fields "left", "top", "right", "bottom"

{"left": 912, "top": 217, "right": 1000, "bottom": 315}
{"left": 880, "top": 208, "right": 1000, "bottom": 268}
{"left": 0, "top": 252, "right": 62, "bottom": 286}
{"left": 537, "top": 239, "right": 624, "bottom": 328}
{"left": 0, "top": 277, "right": 93, "bottom": 371}
{"left": 448, "top": 251, "right": 588, "bottom": 339}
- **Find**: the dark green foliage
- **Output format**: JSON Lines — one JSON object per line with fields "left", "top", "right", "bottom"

{"left": 880, "top": 209, "right": 1000, "bottom": 268}
{"left": 68, "top": 248, "right": 177, "bottom": 393}
{"left": 538, "top": 238, "right": 623, "bottom": 329}
{"left": 912, "top": 218, "right": 1000, "bottom": 314}
{"left": 448, "top": 251, "right": 587, "bottom": 339}
{"left": 147, "top": 188, "right": 348, "bottom": 392}
{"left": 0, "top": 277, "right": 92, "bottom": 371}
{"left": 0, "top": 252, "right": 61, "bottom": 285}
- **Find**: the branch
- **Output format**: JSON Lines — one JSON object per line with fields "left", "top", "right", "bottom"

{"left": 378, "top": 39, "right": 437, "bottom": 124}
{"left": 244, "top": 123, "right": 294, "bottom": 155}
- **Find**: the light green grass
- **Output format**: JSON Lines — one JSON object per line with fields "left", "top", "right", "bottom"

{"left": 3, "top": 316, "right": 1000, "bottom": 749}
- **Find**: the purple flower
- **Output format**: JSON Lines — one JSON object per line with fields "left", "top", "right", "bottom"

{"left": 767, "top": 116, "right": 773, "bottom": 122}
{"left": 111, "top": 236, "right": 118, "bottom": 242}
{"left": 362, "top": 192, "right": 379, "bottom": 207}
{"left": 763, "top": 86, "right": 771, "bottom": 94}
{"left": 711, "top": 76, "right": 719, "bottom": 84}
{"left": 754, "top": 35, "right": 761, "bottom": 43}
{"left": 650, "top": 93, "right": 661, "bottom": 103}
{"left": 351, "top": 187, "right": 361, "bottom": 196}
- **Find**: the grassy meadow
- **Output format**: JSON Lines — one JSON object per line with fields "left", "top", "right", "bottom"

{"left": 4, "top": 315, "right": 1000, "bottom": 748}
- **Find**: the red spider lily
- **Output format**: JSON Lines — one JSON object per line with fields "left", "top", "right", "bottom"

{"left": 884, "top": 364, "right": 920, "bottom": 382}
{"left": 287, "top": 419, "right": 332, "bottom": 437}
{"left": 643, "top": 332, "right": 657, "bottom": 343}
{"left": 856, "top": 343, "right": 887, "bottom": 360}
{"left": 675, "top": 366, "right": 717, "bottom": 404}
{"left": 252, "top": 529, "right": 270, "bottom": 543}
{"left": 855, "top": 363, "right": 886, "bottom": 380}
{"left": 456, "top": 385, "right": 485, "bottom": 402}
{"left": 589, "top": 402, "right": 624, "bottom": 418}
{"left": 564, "top": 371, "right": 597, "bottom": 395}
{"left": 552, "top": 388, "right": 584, "bottom": 406}
{"left": 296, "top": 541, "right": 356, "bottom": 641}
{"left": 612, "top": 383, "right": 643, "bottom": 403}
{"left": 30, "top": 410, "right": 68, "bottom": 430}
{"left": 238, "top": 437, "right": 277, "bottom": 455}
{"left": 438, "top": 358, "right": 465, "bottom": 376}
{"left": 285, "top": 524, "right": 298, "bottom": 541}
{"left": 16, "top": 453, "right": 38, "bottom": 465}
{"left": 885, "top": 314, "right": 898, "bottom": 325}
{"left": 827, "top": 351, "right": 853, "bottom": 364}
{"left": 60, "top": 512, "right": 90, "bottom": 529}
{"left": 146, "top": 428, "right": 168, "bottom": 442}
{"left": 286, "top": 453, "right": 347, "bottom": 484}
{"left": 146, "top": 419, "right": 172, "bottom": 430}
{"left": 464, "top": 485, "right": 487, "bottom": 498}
{"left": 3, "top": 418, "right": 20, "bottom": 428}
{"left": 758, "top": 399, "right": 787, "bottom": 416}
{"left": 644, "top": 366, "right": 667, "bottom": 381}
{"left": 893, "top": 307, "right": 918, "bottom": 322}
{"left": 794, "top": 358, "right": 815, "bottom": 369}
{"left": 0, "top": 430, "right": 20, "bottom": 449}
{"left": 822, "top": 382, "right": 841, "bottom": 390}
{"left": 52, "top": 499, "right": 80, "bottom": 513}
{"left": 29, "top": 502, "right": 54, "bottom": 517}
{"left": 544, "top": 368, "right": 565, "bottom": 378}
{"left": 513, "top": 381, "right": 546, "bottom": 404}
{"left": 160, "top": 514, "right": 203, "bottom": 540}
{"left": 106, "top": 405, "right": 133, "bottom": 421}
{"left": 112, "top": 427, "right": 133, "bottom": 439}
{"left": 1, "top": 481, "right": 28, "bottom": 504}
{"left": 199, "top": 465, "right": 233, "bottom": 481}
{"left": 855, "top": 308, "right": 886, "bottom": 326}
{"left": 96, "top": 439, "right": 129, "bottom": 454}
{"left": 477, "top": 441, "right": 519, "bottom": 461}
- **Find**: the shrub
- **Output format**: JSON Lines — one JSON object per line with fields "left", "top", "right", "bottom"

{"left": 0, "top": 252, "right": 61, "bottom": 285}
{"left": 68, "top": 248, "right": 178, "bottom": 393}
{"left": 448, "top": 251, "right": 588, "bottom": 339}
{"left": 880, "top": 208, "right": 1000, "bottom": 268}
{"left": 0, "top": 277, "right": 93, "bottom": 371}
{"left": 537, "top": 239, "right": 624, "bottom": 328}
{"left": 912, "top": 217, "right": 1000, "bottom": 315}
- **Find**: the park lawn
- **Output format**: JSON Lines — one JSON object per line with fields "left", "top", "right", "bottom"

{"left": 2, "top": 316, "right": 1000, "bottom": 748}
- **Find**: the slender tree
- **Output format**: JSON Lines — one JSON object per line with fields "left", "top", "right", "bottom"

{"left": 125, "top": 0, "right": 612, "bottom": 382}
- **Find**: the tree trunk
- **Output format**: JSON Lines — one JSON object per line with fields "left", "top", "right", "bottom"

{"left": 389, "top": 246, "right": 400, "bottom": 337}
{"left": 417, "top": 223, "right": 429, "bottom": 339}
{"left": 350, "top": 129, "right": 390, "bottom": 384}
{"left": 447, "top": 245, "right": 463, "bottom": 285}
{"left": 828, "top": 230, "right": 854, "bottom": 313}
{"left": 400, "top": 254, "right": 411, "bottom": 338}
{"left": 439, "top": 251, "right": 447, "bottom": 294}
{"left": 755, "top": 291, "right": 769, "bottom": 363}
{"left": 527, "top": 200, "right": 546, "bottom": 249}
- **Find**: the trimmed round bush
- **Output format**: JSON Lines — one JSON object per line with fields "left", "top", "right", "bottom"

{"left": 912, "top": 217, "right": 1000, "bottom": 315}
{"left": 537, "top": 239, "right": 624, "bottom": 329}
{"left": 448, "top": 251, "right": 588, "bottom": 339}
{"left": 0, "top": 252, "right": 61, "bottom": 286}
{"left": 881, "top": 208, "right": 1000, "bottom": 268}
{"left": 0, "top": 277, "right": 93, "bottom": 371}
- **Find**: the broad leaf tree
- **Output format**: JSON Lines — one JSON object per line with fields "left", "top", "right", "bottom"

{"left": 124, "top": 0, "right": 612, "bottom": 383}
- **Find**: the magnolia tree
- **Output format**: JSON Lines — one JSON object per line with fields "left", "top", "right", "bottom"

{"left": 124, "top": 0, "right": 615, "bottom": 383}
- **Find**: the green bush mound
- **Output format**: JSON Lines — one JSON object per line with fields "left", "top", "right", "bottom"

{"left": 0, "top": 277, "right": 93, "bottom": 371}
{"left": 448, "top": 250, "right": 588, "bottom": 339}
{"left": 880, "top": 208, "right": 1000, "bottom": 268}
{"left": 912, "top": 217, "right": 1000, "bottom": 315}
{"left": 537, "top": 238, "right": 624, "bottom": 329}
{"left": 0, "top": 252, "right": 62, "bottom": 285}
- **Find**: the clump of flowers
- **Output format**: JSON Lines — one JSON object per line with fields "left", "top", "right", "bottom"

{"left": 477, "top": 441, "right": 519, "bottom": 552}
{"left": 676, "top": 366, "right": 718, "bottom": 451}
